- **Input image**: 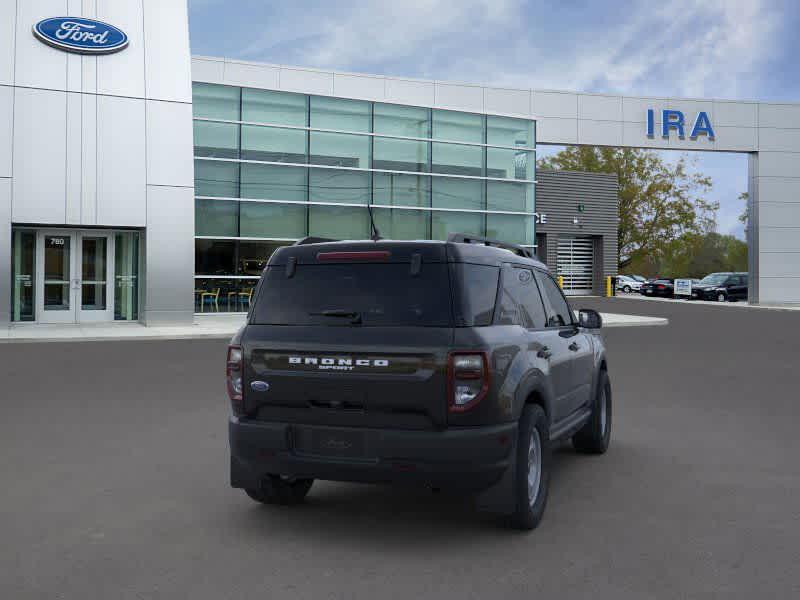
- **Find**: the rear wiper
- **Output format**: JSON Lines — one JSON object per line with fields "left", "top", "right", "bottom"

{"left": 309, "top": 309, "right": 362, "bottom": 324}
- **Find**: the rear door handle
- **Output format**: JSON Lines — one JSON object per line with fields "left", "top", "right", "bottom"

{"left": 568, "top": 342, "right": 579, "bottom": 352}
{"left": 537, "top": 346, "right": 552, "bottom": 359}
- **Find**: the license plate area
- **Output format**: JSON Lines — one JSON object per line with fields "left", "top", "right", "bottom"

{"left": 292, "top": 426, "right": 371, "bottom": 461}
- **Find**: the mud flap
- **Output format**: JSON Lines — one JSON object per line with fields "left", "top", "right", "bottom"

{"left": 474, "top": 435, "right": 517, "bottom": 515}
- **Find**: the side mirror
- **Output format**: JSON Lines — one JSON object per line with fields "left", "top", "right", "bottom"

{"left": 578, "top": 308, "right": 602, "bottom": 329}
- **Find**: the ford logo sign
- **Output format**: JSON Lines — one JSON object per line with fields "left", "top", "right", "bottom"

{"left": 33, "top": 17, "right": 128, "bottom": 55}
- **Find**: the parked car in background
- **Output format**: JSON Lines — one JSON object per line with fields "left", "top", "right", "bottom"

{"left": 630, "top": 275, "right": 647, "bottom": 283}
{"left": 691, "top": 272, "right": 749, "bottom": 302}
{"left": 616, "top": 275, "right": 643, "bottom": 293}
{"left": 640, "top": 279, "right": 674, "bottom": 298}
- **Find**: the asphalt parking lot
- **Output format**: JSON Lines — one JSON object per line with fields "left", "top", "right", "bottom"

{"left": 2, "top": 298, "right": 799, "bottom": 599}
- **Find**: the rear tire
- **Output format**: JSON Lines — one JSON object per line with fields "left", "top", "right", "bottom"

{"left": 623, "top": 285, "right": 632, "bottom": 293}
{"left": 572, "top": 370, "right": 612, "bottom": 454}
{"left": 509, "top": 405, "right": 551, "bottom": 530}
{"left": 245, "top": 476, "right": 313, "bottom": 505}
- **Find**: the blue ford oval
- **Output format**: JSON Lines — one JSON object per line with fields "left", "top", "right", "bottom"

{"left": 33, "top": 17, "right": 128, "bottom": 55}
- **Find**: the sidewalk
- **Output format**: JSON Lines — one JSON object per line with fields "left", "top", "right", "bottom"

{"left": 1, "top": 312, "right": 667, "bottom": 343}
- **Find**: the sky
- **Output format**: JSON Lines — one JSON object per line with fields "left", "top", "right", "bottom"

{"left": 188, "top": 0, "right": 800, "bottom": 240}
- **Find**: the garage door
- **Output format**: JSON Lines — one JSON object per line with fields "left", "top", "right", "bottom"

{"left": 557, "top": 236, "right": 594, "bottom": 296}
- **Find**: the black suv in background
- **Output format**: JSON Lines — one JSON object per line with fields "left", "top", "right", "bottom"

{"left": 640, "top": 278, "right": 675, "bottom": 297}
{"left": 227, "top": 234, "right": 611, "bottom": 530}
{"left": 691, "top": 272, "right": 749, "bottom": 302}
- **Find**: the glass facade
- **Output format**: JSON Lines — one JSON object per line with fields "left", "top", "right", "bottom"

{"left": 192, "top": 82, "right": 536, "bottom": 312}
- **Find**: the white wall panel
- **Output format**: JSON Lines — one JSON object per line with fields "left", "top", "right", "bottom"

{"left": 14, "top": 0, "right": 69, "bottom": 90}
{"left": 279, "top": 67, "right": 334, "bottom": 95}
{"left": 333, "top": 73, "right": 384, "bottom": 101}
{"left": 759, "top": 201, "right": 800, "bottom": 228}
{"left": 385, "top": 78, "right": 435, "bottom": 107}
{"left": 756, "top": 177, "right": 800, "bottom": 205}
{"left": 144, "top": 184, "right": 193, "bottom": 324}
{"left": 621, "top": 97, "right": 655, "bottom": 123}
{"left": 713, "top": 101, "right": 757, "bottom": 128}
{"left": 65, "top": 92, "right": 82, "bottom": 223}
{"left": 11, "top": 87, "right": 66, "bottom": 223}
{"left": 759, "top": 252, "right": 800, "bottom": 277}
{"left": 0, "top": 85, "right": 12, "bottom": 178}
{"left": 96, "top": 95, "right": 146, "bottom": 225}
{"left": 191, "top": 57, "right": 225, "bottom": 83}
{"left": 81, "top": 92, "right": 97, "bottom": 224}
{"left": 713, "top": 126, "right": 757, "bottom": 152}
{"left": 758, "top": 128, "right": 800, "bottom": 153}
{"left": 757, "top": 152, "right": 800, "bottom": 178}
{"left": 146, "top": 100, "right": 193, "bottom": 187}
{"left": 484, "top": 87, "right": 530, "bottom": 117}
{"left": 536, "top": 117, "right": 577, "bottom": 145}
{"left": 758, "top": 277, "right": 800, "bottom": 304}
{"left": 578, "top": 119, "right": 623, "bottom": 146}
{"left": 759, "top": 103, "right": 800, "bottom": 129}
{"left": 0, "top": 177, "right": 10, "bottom": 324}
{"left": 0, "top": 0, "right": 15, "bottom": 85}
{"left": 533, "top": 91, "right": 577, "bottom": 119}
{"left": 143, "top": 0, "right": 191, "bottom": 103}
{"left": 578, "top": 95, "right": 622, "bottom": 121}
{"left": 757, "top": 226, "right": 800, "bottom": 251}
{"left": 223, "top": 61, "right": 279, "bottom": 89}
{"left": 435, "top": 82, "right": 483, "bottom": 112}
{"left": 96, "top": 0, "right": 145, "bottom": 98}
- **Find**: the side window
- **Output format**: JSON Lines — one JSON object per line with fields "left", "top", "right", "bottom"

{"left": 454, "top": 264, "right": 500, "bottom": 326}
{"left": 535, "top": 270, "right": 573, "bottom": 327}
{"left": 496, "top": 266, "right": 547, "bottom": 328}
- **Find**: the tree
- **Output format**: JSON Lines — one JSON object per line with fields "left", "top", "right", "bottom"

{"left": 538, "top": 147, "right": 718, "bottom": 271}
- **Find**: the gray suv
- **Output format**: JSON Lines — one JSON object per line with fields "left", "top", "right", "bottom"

{"left": 227, "top": 234, "right": 611, "bottom": 530}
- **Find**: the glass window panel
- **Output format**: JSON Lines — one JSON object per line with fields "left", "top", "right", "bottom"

{"left": 374, "top": 103, "right": 429, "bottom": 137}
{"left": 373, "top": 173, "right": 430, "bottom": 207}
{"left": 431, "top": 211, "right": 484, "bottom": 240}
{"left": 373, "top": 208, "right": 430, "bottom": 240}
{"left": 487, "top": 116, "right": 534, "bottom": 148}
{"left": 309, "top": 206, "right": 370, "bottom": 239}
{"left": 239, "top": 201, "right": 306, "bottom": 239}
{"left": 431, "top": 142, "right": 483, "bottom": 176}
{"left": 431, "top": 177, "right": 483, "bottom": 210}
{"left": 486, "top": 214, "right": 533, "bottom": 245}
{"left": 44, "top": 235, "right": 71, "bottom": 311}
{"left": 242, "top": 88, "right": 307, "bottom": 126}
{"left": 373, "top": 137, "right": 428, "bottom": 172}
{"left": 486, "top": 148, "right": 533, "bottom": 180}
{"left": 11, "top": 230, "right": 35, "bottom": 322}
{"left": 311, "top": 96, "right": 370, "bottom": 132}
{"left": 193, "top": 121, "right": 239, "bottom": 158}
{"left": 114, "top": 232, "right": 139, "bottom": 321}
{"left": 192, "top": 83, "right": 240, "bottom": 120}
{"left": 195, "top": 240, "right": 236, "bottom": 275}
{"left": 309, "top": 168, "right": 370, "bottom": 204}
{"left": 310, "top": 131, "right": 369, "bottom": 168}
{"left": 196, "top": 199, "right": 238, "bottom": 237}
{"left": 239, "top": 241, "right": 286, "bottom": 276}
{"left": 194, "top": 277, "right": 240, "bottom": 313}
{"left": 240, "top": 163, "right": 307, "bottom": 201}
{"left": 432, "top": 110, "right": 484, "bottom": 143}
{"left": 487, "top": 181, "right": 534, "bottom": 212}
{"left": 241, "top": 125, "right": 306, "bottom": 163}
{"left": 194, "top": 160, "right": 239, "bottom": 198}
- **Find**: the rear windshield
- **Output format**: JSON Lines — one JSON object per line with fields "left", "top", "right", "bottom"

{"left": 251, "top": 263, "right": 452, "bottom": 327}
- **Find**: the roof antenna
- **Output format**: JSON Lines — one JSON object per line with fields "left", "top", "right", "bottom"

{"left": 367, "top": 204, "right": 382, "bottom": 242}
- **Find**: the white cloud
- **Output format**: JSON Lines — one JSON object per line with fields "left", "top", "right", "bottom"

{"left": 230, "top": 0, "right": 781, "bottom": 100}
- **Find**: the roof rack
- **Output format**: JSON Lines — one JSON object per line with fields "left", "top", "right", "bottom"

{"left": 293, "top": 236, "right": 338, "bottom": 246}
{"left": 447, "top": 233, "right": 534, "bottom": 259}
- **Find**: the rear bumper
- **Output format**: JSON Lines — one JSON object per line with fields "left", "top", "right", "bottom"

{"left": 229, "top": 417, "right": 517, "bottom": 491}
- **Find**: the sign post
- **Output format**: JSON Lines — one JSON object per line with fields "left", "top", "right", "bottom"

{"left": 674, "top": 279, "right": 693, "bottom": 298}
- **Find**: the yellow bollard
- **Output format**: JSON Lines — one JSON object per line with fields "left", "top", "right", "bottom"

{"left": 606, "top": 276, "right": 612, "bottom": 297}
{"left": 557, "top": 275, "right": 564, "bottom": 289}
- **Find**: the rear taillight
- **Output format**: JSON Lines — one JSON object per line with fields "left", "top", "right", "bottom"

{"left": 447, "top": 351, "right": 490, "bottom": 412}
{"left": 226, "top": 345, "right": 243, "bottom": 413}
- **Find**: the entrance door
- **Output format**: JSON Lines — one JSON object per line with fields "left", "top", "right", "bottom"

{"left": 557, "top": 236, "right": 594, "bottom": 296}
{"left": 36, "top": 231, "right": 114, "bottom": 323}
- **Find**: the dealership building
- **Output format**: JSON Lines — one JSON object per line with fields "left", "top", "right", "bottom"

{"left": 2, "top": 2, "right": 800, "bottom": 327}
